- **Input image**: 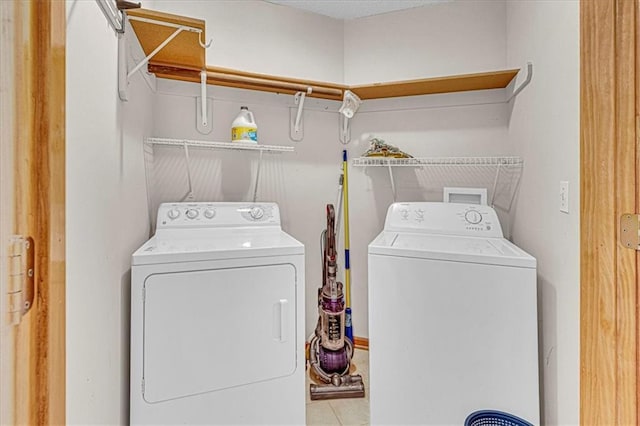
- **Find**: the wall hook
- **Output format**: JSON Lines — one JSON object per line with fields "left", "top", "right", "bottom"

{"left": 199, "top": 32, "right": 213, "bottom": 49}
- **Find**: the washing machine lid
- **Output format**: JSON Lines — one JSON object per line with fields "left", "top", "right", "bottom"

{"left": 132, "top": 228, "right": 303, "bottom": 265}
{"left": 369, "top": 231, "right": 536, "bottom": 268}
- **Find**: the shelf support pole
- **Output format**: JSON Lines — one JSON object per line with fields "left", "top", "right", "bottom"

{"left": 253, "top": 150, "right": 264, "bottom": 203}
{"left": 490, "top": 162, "right": 502, "bottom": 207}
{"left": 181, "top": 142, "right": 195, "bottom": 201}
{"left": 387, "top": 161, "right": 397, "bottom": 202}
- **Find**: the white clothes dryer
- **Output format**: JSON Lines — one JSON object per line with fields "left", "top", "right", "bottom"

{"left": 368, "top": 202, "right": 539, "bottom": 425}
{"left": 130, "top": 202, "right": 304, "bottom": 425}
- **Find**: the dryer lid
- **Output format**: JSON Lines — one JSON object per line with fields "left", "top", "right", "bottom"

{"left": 369, "top": 231, "right": 536, "bottom": 269}
{"left": 132, "top": 228, "right": 303, "bottom": 265}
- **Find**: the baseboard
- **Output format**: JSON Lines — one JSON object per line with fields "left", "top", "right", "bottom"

{"left": 353, "top": 336, "right": 369, "bottom": 350}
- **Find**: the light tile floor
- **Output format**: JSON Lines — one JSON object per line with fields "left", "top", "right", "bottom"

{"left": 306, "top": 349, "right": 370, "bottom": 425}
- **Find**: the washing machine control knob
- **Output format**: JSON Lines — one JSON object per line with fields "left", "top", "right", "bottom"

{"left": 167, "top": 208, "right": 180, "bottom": 220}
{"left": 203, "top": 208, "right": 216, "bottom": 219}
{"left": 250, "top": 207, "right": 264, "bottom": 220}
{"left": 464, "top": 210, "right": 483, "bottom": 225}
{"left": 186, "top": 209, "right": 199, "bottom": 219}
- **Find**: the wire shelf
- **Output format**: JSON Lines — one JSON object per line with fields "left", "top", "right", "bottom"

{"left": 352, "top": 156, "right": 523, "bottom": 167}
{"left": 146, "top": 137, "right": 294, "bottom": 153}
{"left": 352, "top": 155, "right": 524, "bottom": 216}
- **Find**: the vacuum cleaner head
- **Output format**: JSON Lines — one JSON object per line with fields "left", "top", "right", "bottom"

{"left": 310, "top": 374, "right": 365, "bottom": 401}
{"left": 309, "top": 335, "right": 365, "bottom": 400}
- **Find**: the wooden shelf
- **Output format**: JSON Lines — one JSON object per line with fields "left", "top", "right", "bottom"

{"left": 350, "top": 69, "right": 520, "bottom": 100}
{"left": 126, "top": 9, "right": 205, "bottom": 70}
{"left": 127, "top": 8, "right": 521, "bottom": 101}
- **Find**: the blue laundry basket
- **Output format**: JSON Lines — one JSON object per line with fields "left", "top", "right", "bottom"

{"left": 464, "top": 410, "right": 534, "bottom": 426}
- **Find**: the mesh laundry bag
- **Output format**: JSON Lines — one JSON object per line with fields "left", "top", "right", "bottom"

{"left": 464, "top": 410, "right": 534, "bottom": 426}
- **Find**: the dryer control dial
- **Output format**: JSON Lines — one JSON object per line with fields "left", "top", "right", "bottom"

{"left": 203, "top": 208, "right": 216, "bottom": 219}
{"left": 167, "top": 208, "right": 180, "bottom": 220}
{"left": 250, "top": 207, "right": 264, "bottom": 220}
{"left": 464, "top": 210, "right": 483, "bottom": 225}
{"left": 186, "top": 209, "right": 199, "bottom": 220}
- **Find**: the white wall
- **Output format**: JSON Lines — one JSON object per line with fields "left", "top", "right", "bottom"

{"left": 506, "top": 1, "right": 580, "bottom": 425}
{"left": 150, "top": 85, "right": 510, "bottom": 341}
{"left": 66, "top": 1, "right": 578, "bottom": 423}
{"left": 147, "top": 0, "right": 344, "bottom": 83}
{"left": 145, "top": 0, "right": 510, "bottom": 343}
{"left": 66, "top": 2, "right": 152, "bottom": 423}
{"left": 344, "top": 0, "right": 507, "bottom": 84}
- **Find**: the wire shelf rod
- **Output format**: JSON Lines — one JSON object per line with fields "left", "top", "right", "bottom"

{"left": 352, "top": 156, "right": 523, "bottom": 167}
{"left": 146, "top": 137, "right": 294, "bottom": 153}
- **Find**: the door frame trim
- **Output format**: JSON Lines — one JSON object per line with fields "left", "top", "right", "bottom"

{"left": 580, "top": 0, "right": 638, "bottom": 423}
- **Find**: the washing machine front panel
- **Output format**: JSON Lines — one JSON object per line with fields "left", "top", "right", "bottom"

{"left": 368, "top": 254, "right": 539, "bottom": 425}
{"left": 143, "top": 263, "right": 297, "bottom": 403}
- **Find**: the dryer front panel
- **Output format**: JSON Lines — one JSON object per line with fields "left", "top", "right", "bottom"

{"left": 142, "top": 264, "right": 297, "bottom": 403}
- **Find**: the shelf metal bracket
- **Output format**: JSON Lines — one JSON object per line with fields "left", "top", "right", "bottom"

{"left": 96, "top": 0, "right": 124, "bottom": 33}
{"left": 290, "top": 87, "right": 312, "bottom": 141}
{"left": 118, "top": 14, "right": 212, "bottom": 101}
{"left": 507, "top": 61, "right": 533, "bottom": 102}
{"left": 118, "top": 32, "right": 129, "bottom": 101}
{"left": 196, "top": 70, "right": 213, "bottom": 134}
{"left": 127, "top": 27, "right": 184, "bottom": 80}
{"left": 339, "top": 115, "right": 352, "bottom": 144}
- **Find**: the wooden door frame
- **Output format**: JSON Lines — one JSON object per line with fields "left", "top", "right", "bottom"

{"left": 35, "top": 1, "right": 66, "bottom": 423}
{"left": 581, "top": 0, "right": 639, "bottom": 424}
{"left": 5, "top": 1, "right": 640, "bottom": 424}
{"left": 1, "top": 1, "right": 66, "bottom": 424}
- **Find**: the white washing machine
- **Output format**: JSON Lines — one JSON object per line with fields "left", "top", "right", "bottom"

{"left": 368, "top": 202, "right": 539, "bottom": 425}
{"left": 130, "top": 202, "right": 305, "bottom": 425}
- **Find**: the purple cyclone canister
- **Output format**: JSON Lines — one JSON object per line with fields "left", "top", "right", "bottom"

{"left": 319, "top": 345, "right": 349, "bottom": 374}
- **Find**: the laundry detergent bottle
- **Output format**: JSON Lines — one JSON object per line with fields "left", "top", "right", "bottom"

{"left": 231, "top": 106, "right": 258, "bottom": 143}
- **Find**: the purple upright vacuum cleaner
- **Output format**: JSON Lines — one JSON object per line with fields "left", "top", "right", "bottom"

{"left": 308, "top": 204, "right": 365, "bottom": 400}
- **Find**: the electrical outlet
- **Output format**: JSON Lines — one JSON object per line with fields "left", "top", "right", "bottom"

{"left": 560, "top": 181, "right": 569, "bottom": 213}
